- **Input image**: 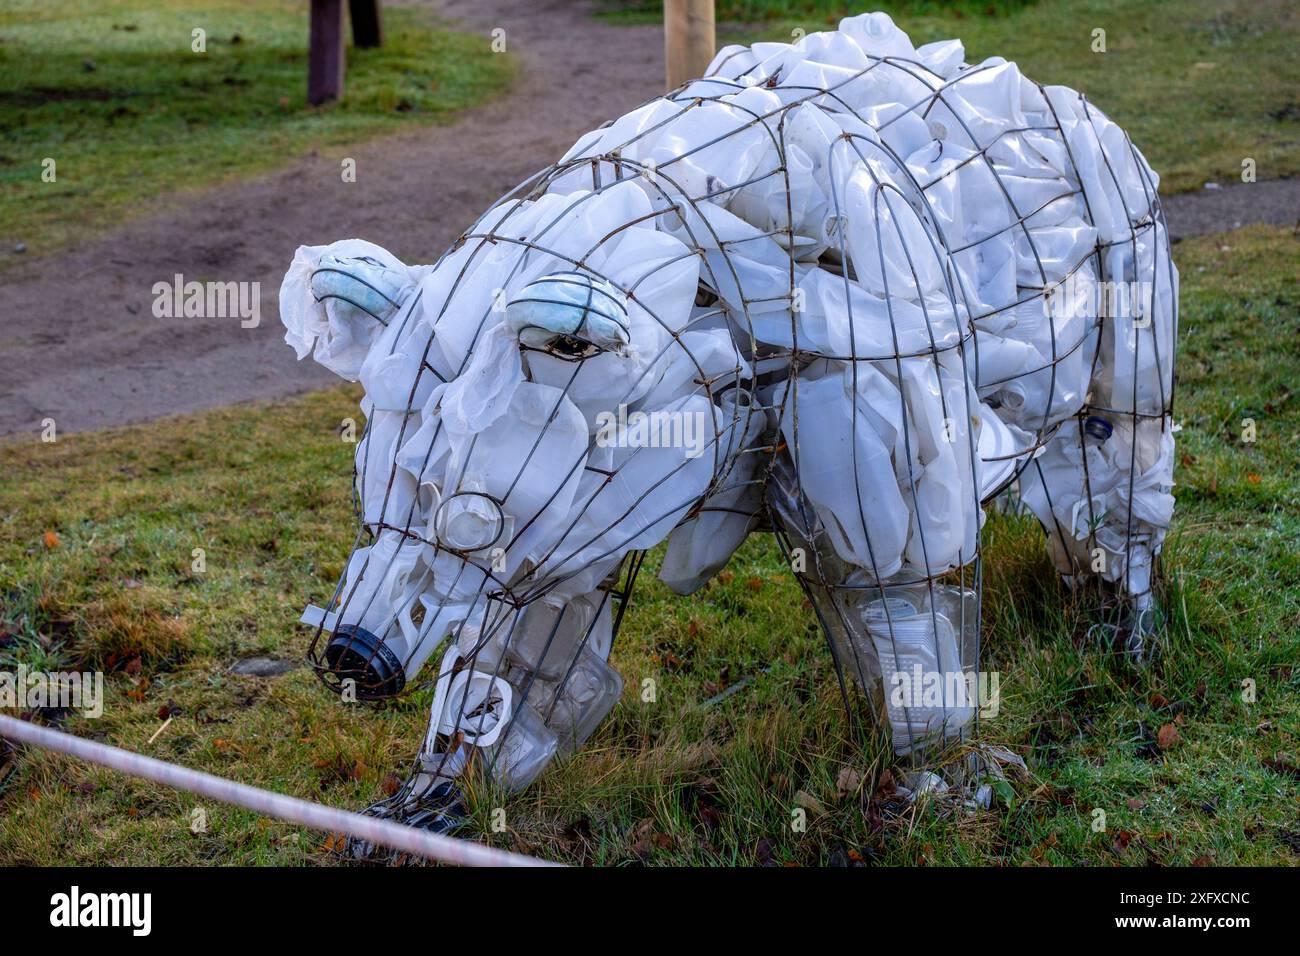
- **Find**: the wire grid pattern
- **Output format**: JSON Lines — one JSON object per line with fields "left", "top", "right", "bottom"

{"left": 297, "top": 34, "right": 1177, "bottom": 811}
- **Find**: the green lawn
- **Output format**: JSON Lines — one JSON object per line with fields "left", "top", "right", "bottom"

{"left": 0, "top": 0, "right": 514, "bottom": 260}
{"left": 1, "top": 224, "right": 1296, "bottom": 866}
{"left": 605, "top": 0, "right": 1300, "bottom": 194}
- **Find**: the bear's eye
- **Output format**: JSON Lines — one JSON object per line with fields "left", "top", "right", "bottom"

{"left": 540, "top": 333, "right": 602, "bottom": 359}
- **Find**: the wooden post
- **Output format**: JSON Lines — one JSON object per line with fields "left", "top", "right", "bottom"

{"left": 664, "top": 0, "right": 716, "bottom": 91}
{"left": 349, "top": 0, "right": 384, "bottom": 49}
{"left": 308, "top": 0, "right": 346, "bottom": 106}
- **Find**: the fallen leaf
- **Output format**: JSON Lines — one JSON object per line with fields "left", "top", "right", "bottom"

{"left": 794, "top": 789, "right": 824, "bottom": 814}
{"left": 1156, "top": 723, "right": 1180, "bottom": 750}
{"left": 630, "top": 818, "right": 659, "bottom": 859}
{"left": 1263, "top": 756, "right": 1300, "bottom": 781}
{"left": 1127, "top": 797, "right": 1145, "bottom": 811}
{"left": 876, "top": 767, "right": 897, "bottom": 796}
{"left": 836, "top": 766, "right": 862, "bottom": 797}
{"left": 42, "top": 531, "right": 60, "bottom": 549}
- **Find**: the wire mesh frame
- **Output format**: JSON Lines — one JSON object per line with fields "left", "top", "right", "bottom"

{"left": 297, "top": 38, "right": 1177, "bottom": 802}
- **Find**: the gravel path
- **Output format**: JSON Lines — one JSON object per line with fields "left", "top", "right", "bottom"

{"left": 0, "top": 1, "right": 1292, "bottom": 439}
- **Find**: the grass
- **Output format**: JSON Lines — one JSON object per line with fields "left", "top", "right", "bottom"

{"left": 0, "top": 0, "right": 515, "bottom": 261}
{"left": 602, "top": 0, "right": 1300, "bottom": 194}
{"left": 0, "top": 223, "right": 1296, "bottom": 866}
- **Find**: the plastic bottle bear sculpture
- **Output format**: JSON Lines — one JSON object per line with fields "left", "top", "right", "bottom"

{"left": 281, "top": 12, "right": 1177, "bottom": 835}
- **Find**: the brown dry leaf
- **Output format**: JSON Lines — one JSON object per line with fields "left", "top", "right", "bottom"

{"left": 1127, "top": 797, "right": 1146, "bottom": 811}
{"left": 794, "top": 789, "right": 824, "bottom": 814}
{"left": 876, "top": 767, "right": 897, "bottom": 796}
{"left": 836, "top": 766, "right": 862, "bottom": 797}
{"left": 1263, "top": 756, "right": 1300, "bottom": 781}
{"left": 42, "top": 531, "right": 60, "bottom": 549}
{"left": 745, "top": 576, "right": 764, "bottom": 591}
{"left": 630, "top": 818, "right": 658, "bottom": 859}
{"left": 718, "top": 570, "right": 734, "bottom": 585}
{"left": 1156, "top": 723, "right": 1180, "bottom": 750}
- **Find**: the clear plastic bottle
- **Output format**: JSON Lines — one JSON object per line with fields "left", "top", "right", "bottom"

{"left": 485, "top": 699, "right": 560, "bottom": 791}
{"left": 861, "top": 597, "right": 973, "bottom": 753}
{"left": 533, "top": 645, "right": 624, "bottom": 754}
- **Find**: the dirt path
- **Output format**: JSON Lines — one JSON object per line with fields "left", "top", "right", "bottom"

{"left": 0, "top": 0, "right": 663, "bottom": 439}
{"left": 0, "top": 2, "right": 1294, "bottom": 440}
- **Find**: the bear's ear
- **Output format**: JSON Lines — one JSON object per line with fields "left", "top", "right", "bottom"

{"left": 310, "top": 253, "right": 411, "bottom": 326}
{"left": 280, "top": 240, "right": 420, "bottom": 381}
{"left": 504, "top": 271, "right": 631, "bottom": 361}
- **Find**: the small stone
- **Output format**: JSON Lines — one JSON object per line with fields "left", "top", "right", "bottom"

{"left": 231, "top": 656, "right": 300, "bottom": 677}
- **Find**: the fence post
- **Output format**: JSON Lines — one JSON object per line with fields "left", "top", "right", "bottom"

{"left": 664, "top": 0, "right": 716, "bottom": 91}
{"left": 350, "top": 0, "right": 384, "bottom": 49}
{"left": 309, "top": 0, "right": 347, "bottom": 105}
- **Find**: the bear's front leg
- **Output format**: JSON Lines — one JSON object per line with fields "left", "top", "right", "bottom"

{"left": 1018, "top": 212, "right": 1179, "bottom": 661}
